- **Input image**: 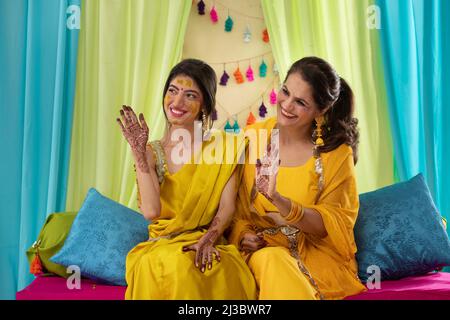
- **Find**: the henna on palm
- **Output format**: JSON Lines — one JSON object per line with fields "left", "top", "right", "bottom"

{"left": 255, "top": 137, "right": 279, "bottom": 201}
{"left": 118, "top": 105, "right": 150, "bottom": 173}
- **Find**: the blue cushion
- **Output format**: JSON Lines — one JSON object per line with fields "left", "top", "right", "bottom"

{"left": 355, "top": 173, "right": 450, "bottom": 282}
{"left": 51, "top": 188, "right": 150, "bottom": 286}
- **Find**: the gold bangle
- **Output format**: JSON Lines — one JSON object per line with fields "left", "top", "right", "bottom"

{"left": 284, "top": 200, "right": 298, "bottom": 221}
{"left": 285, "top": 200, "right": 305, "bottom": 224}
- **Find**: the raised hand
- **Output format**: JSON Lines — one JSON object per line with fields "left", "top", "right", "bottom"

{"left": 117, "top": 105, "right": 150, "bottom": 173}
{"left": 255, "top": 130, "right": 280, "bottom": 202}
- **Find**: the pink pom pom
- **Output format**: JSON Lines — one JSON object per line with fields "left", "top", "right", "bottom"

{"left": 270, "top": 89, "right": 277, "bottom": 105}
{"left": 210, "top": 6, "right": 218, "bottom": 23}
{"left": 246, "top": 66, "right": 254, "bottom": 82}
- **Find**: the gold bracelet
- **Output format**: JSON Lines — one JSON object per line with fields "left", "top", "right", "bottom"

{"left": 284, "top": 200, "right": 298, "bottom": 221}
{"left": 285, "top": 200, "right": 305, "bottom": 224}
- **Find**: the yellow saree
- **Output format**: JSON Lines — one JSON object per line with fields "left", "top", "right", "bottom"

{"left": 228, "top": 118, "right": 367, "bottom": 300}
{"left": 125, "top": 132, "right": 257, "bottom": 300}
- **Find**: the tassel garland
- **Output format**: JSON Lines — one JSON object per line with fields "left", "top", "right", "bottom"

{"left": 220, "top": 70, "right": 230, "bottom": 86}
{"left": 225, "top": 15, "right": 233, "bottom": 32}
{"left": 270, "top": 89, "right": 277, "bottom": 105}
{"left": 210, "top": 6, "right": 218, "bottom": 23}
{"left": 262, "top": 28, "right": 269, "bottom": 42}
{"left": 234, "top": 67, "right": 245, "bottom": 84}
{"left": 197, "top": 0, "right": 206, "bottom": 15}
{"left": 246, "top": 66, "right": 254, "bottom": 82}
{"left": 259, "top": 60, "right": 267, "bottom": 77}
{"left": 259, "top": 101, "right": 268, "bottom": 118}
{"left": 243, "top": 26, "right": 251, "bottom": 43}
{"left": 247, "top": 112, "right": 256, "bottom": 125}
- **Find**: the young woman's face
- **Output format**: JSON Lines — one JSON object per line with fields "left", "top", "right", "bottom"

{"left": 164, "top": 75, "right": 203, "bottom": 126}
{"left": 277, "top": 72, "right": 323, "bottom": 129}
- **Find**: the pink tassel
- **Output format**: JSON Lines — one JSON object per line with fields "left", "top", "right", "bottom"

{"left": 210, "top": 6, "right": 218, "bottom": 23}
{"left": 246, "top": 66, "right": 254, "bottom": 82}
{"left": 270, "top": 89, "right": 277, "bottom": 105}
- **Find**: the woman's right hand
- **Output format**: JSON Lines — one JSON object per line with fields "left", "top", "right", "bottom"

{"left": 240, "top": 232, "right": 267, "bottom": 253}
{"left": 117, "top": 105, "right": 149, "bottom": 155}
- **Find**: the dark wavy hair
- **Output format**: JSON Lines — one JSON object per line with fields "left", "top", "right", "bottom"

{"left": 162, "top": 58, "right": 217, "bottom": 123}
{"left": 285, "top": 57, "right": 360, "bottom": 164}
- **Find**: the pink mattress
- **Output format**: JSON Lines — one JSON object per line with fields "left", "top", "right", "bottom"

{"left": 16, "top": 276, "right": 126, "bottom": 300}
{"left": 345, "top": 272, "right": 450, "bottom": 300}
{"left": 16, "top": 272, "right": 450, "bottom": 300}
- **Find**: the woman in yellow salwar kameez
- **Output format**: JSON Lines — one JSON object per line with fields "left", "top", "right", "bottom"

{"left": 117, "top": 59, "right": 256, "bottom": 300}
{"left": 228, "top": 57, "right": 367, "bottom": 300}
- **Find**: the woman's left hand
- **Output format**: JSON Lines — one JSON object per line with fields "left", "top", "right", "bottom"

{"left": 182, "top": 232, "right": 221, "bottom": 272}
{"left": 255, "top": 135, "right": 280, "bottom": 202}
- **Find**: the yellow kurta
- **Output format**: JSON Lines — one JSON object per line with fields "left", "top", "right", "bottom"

{"left": 228, "top": 118, "right": 367, "bottom": 300}
{"left": 126, "top": 134, "right": 257, "bottom": 300}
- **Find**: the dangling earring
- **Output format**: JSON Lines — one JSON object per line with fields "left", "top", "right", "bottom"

{"left": 202, "top": 110, "right": 211, "bottom": 139}
{"left": 314, "top": 115, "right": 325, "bottom": 147}
{"left": 313, "top": 115, "right": 325, "bottom": 203}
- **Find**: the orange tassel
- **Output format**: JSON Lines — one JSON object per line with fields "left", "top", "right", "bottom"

{"left": 247, "top": 112, "right": 256, "bottom": 125}
{"left": 233, "top": 67, "right": 245, "bottom": 84}
{"left": 262, "top": 28, "right": 269, "bottom": 42}
{"left": 30, "top": 251, "right": 43, "bottom": 275}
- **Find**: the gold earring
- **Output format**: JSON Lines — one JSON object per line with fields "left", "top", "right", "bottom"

{"left": 314, "top": 116, "right": 325, "bottom": 147}
{"left": 202, "top": 110, "right": 211, "bottom": 139}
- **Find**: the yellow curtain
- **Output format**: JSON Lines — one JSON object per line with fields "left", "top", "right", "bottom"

{"left": 66, "top": 0, "right": 192, "bottom": 211}
{"left": 261, "top": 0, "right": 395, "bottom": 193}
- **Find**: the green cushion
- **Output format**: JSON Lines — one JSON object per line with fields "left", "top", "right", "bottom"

{"left": 26, "top": 212, "right": 77, "bottom": 278}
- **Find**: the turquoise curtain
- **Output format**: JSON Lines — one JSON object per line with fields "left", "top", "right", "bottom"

{"left": 0, "top": 0, "right": 80, "bottom": 299}
{"left": 377, "top": 0, "right": 450, "bottom": 231}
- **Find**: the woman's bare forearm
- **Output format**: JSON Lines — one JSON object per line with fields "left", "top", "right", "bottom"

{"left": 271, "top": 192, "right": 327, "bottom": 238}
{"left": 133, "top": 151, "right": 161, "bottom": 220}
{"left": 203, "top": 171, "right": 237, "bottom": 244}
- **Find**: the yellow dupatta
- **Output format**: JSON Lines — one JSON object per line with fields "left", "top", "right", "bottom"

{"left": 147, "top": 129, "right": 246, "bottom": 240}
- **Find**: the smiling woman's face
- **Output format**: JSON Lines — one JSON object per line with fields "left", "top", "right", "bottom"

{"left": 276, "top": 72, "right": 322, "bottom": 129}
{"left": 163, "top": 75, "right": 203, "bottom": 126}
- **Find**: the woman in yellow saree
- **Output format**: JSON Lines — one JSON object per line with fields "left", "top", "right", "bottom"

{"left": 228, "top": 57, "right": 367, "bottom": 300}
{"left": 117, "top": 59, "right": 256, "bottom": 299}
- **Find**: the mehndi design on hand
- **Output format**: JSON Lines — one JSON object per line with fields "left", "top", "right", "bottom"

{"left": 182, "top": 216, "right": 222, "bottom": 272}
{"left": 117, "top": 105, "right": 150, "bottom": 173}
{"left": 255, "top": 129, "right": 280, "bottom": 201}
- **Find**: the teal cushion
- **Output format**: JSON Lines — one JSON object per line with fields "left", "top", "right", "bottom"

{"left": 51, "top": 188, "right": 150, "bottom": 286}
{"left": 355, "top": 174, "right": 450, "bottom": 282}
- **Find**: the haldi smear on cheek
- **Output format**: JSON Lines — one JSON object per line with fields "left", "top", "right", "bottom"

{"left": 187, "top": 101, "right": 201, "bottom": 111}
{"left": 164, "top": 95, "right": 170, "bottom": 104}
